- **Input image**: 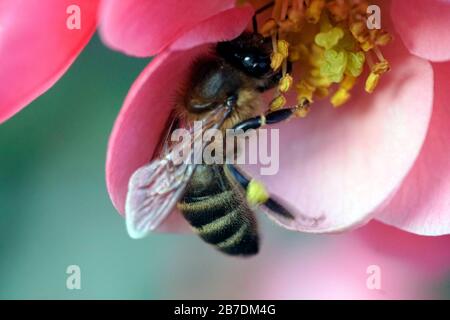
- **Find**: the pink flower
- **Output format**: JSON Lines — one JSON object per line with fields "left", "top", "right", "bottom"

{"left": 355, "top": 221, "right": 450, "bottom": 274}
{"left": 103, "top": 0, "right": 450, "bottom": 236}
{"left": 0, "top": 0, "right": 100, "bottom": 123}
{"left": 166, "top": 221, "right": 449, "bottom": 299}
{"left": 252, "top": 221, "right": 450, "bottom": 299}
{"left": 2, "top": 1, "right": 449, "bottom": 237}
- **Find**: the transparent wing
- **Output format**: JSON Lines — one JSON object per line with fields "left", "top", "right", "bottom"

{"left": 125, "top": 105, "right": 231, "bottom": 239}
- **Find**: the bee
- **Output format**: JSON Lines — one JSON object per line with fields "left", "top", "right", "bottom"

{"left": 125, "top": 31, "right": 302, "bottom": 256}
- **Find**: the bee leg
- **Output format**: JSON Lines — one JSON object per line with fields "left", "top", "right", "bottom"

{"left": 232, "top": 107, "right": 296, "bottom": 132}
{"left": 252, "top": 1, "right": 275, "bottom": 33}
{"left": 226, "top": 164, "right": 294, "bottom": 220}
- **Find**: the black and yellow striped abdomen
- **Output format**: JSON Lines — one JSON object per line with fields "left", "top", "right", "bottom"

{"left": 177, "top": 165, "right": 259, "bottom": 256}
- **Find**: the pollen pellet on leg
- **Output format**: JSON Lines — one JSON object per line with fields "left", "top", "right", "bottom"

{"left": 246, "top": 179, "right": 269, "bottom": 206}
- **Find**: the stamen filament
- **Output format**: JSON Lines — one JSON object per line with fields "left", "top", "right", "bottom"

{"left": 372, "top": 46, "right": 385, "bottom": 62}
{"left": 280, "top": 0, "right": 289, "bottom": 20}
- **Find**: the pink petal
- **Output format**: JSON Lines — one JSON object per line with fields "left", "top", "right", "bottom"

{"left": 106, "top": 46, "right": 211, "bottom": 232}
{"left": 376, "top": 62, "right": 450, "bottom": 235}
{"left": 391, "top": 0, "right": 450, "bottom": 62}
{"left": 169, "top": 6, "right": 254, "bottom": 51}
{"left": 254, "top": 232, "right": 443, "bottom": 299}
{"left": 356, "top": 221, "right": 450, "bottom": 272}
{"left": 244, "top": 39, "right": 434, "bottom": 233}
{"left": 0, "top": 0, "right": 99, "bottom": 123}
{"left": 99, "top": 0, "right": 239, "bottom": 57}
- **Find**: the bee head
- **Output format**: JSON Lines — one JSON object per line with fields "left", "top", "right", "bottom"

{"left": 217, "top": 32, "right": 275, "bottom": 79}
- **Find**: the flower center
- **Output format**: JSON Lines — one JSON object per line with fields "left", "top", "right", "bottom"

{"left": 244, "top": 0, "right": 392, "bottom": 116}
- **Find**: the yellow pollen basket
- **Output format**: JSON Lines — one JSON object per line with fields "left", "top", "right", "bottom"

{"left": 246, "top": 179, "right": 270, "bottom": 206}
{"left": 246, "top": 0, "right": 392, "bottom": 116}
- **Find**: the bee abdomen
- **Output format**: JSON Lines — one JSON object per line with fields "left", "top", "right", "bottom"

{"left": 180, "top": 190, "right": 237, "bottom": 227}
{"left": 179, "top": 190, "right": 259, "bottom": 256}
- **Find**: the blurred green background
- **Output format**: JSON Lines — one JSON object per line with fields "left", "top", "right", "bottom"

{"left": 0, "top": 35, "right": 448, "bottom": 299}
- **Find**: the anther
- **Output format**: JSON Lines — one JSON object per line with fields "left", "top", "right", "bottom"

{"left": 365, "top": 72, "right": 380, "bottom": 93}
{"left": 305, "top": 0, "right": 325, "bottom": 24}
{"left": 294, "top": 102, "right": 311, "bottom": 118}
{"left": 279, "top": 74, "right": 293, "bottom": 93}
{"left": 270, "top": 95, "right": 287, "bottom": 111}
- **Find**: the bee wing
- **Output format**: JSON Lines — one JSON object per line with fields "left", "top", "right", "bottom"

{"left": 125, "top": 158, "right": 195, "bottom": 238}
{"left": 125, "top": 104, "right": 232, "bottom": 238}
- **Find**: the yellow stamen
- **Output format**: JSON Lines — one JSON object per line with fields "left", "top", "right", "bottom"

{"left": 271, "top": 52, "right": 285, "bottom": 70}
{"left": 289, "top": 49, "right": 301, "bottom": 62}
{"left": 280, "top": 0, "right": 289, "bottom": 20}
{"left": 270, "top": 94, "right": 287, "bottom": 110}
{"left": 346, "top": 51, "right": 365, "bottom": 77}
{"left": 296, "top": 80, "right": 315, "bottom": 105}
{"left": 331, "top": 88, "right": 351, "bottom": 107}
{"left": 340, "top": 74, "right": 357, "bottom": 91}
{"left": 372, "top": 45, "right": 387, "bottom": 63}
{"left": 277, "top": 40, "right": 290, "bottom": 59}
{"left": 315, "top": 27, "right": 344, "bottom": 50}
{"left": 287, "top": 7, "right": 303, "bottom": 25}
{"left": 315, "top": 87, "right": 329, "bottom": 98}
{"left": 289, "top": 43, "right": 309, "bottom": 62}
{"left": 326, "top": 0, "right": 350, "bottom": 22}
{"left": 245, "top": 0, "right": 392, "bottom": 112}
{"left": 279, "top": 74, "right": 293, "bottom": 93}
{"left": 294, "top": 103, "right": 311, "bottom": 118}
{"left": 282, "top": 59, "right": 288, "bottom": 76}
{"left": 305, "top": 0, "right": 325, "bottom": 24}
{"left": 375, "top": 31, "right": 393, "bottom": 47}
{"left": 321, "top": 49, "right": 347, "bottom": 83}
{"left": 365, "top": 72, "right": 380, "bottom": 93}
{"left": 350, "top": 21, "right": 369, "bottom": 44}
{"left": 260, "top": 18, "right": 277, "bottom": 37}
{"left": 372, "top": 60, "right": 390, "bottom": 75}
{"left": 272, "top": 0, "right": 284, "bottom": 19}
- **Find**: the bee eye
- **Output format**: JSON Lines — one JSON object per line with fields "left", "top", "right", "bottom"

{"left": 242, "top": 54, "right": 271, "bottom": 77}
{"left": 217, "top": 37, "right": 272, "bottom": 78}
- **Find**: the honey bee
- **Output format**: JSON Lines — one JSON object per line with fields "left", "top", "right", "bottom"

{"left": 125, "top": 31, "right": 301, "bottom": 256}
